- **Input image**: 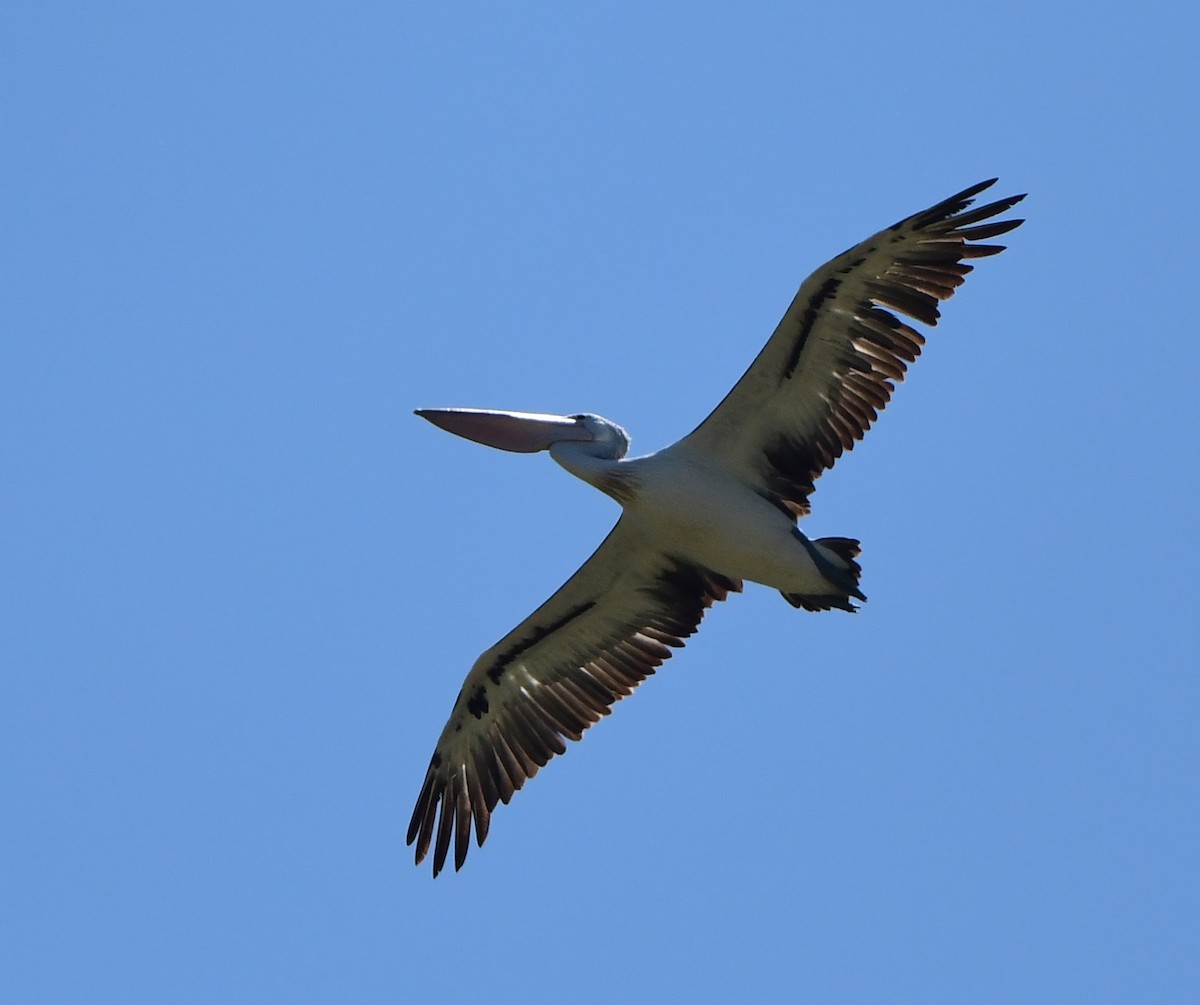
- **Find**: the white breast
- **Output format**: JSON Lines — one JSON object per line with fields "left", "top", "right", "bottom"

{"left": 622, "top": 446, "right": 828, "bottom": 593}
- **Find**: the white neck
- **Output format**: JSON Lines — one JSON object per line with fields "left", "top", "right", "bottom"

{"left": 549, "top": 441, "right": 632, "bottom": 502}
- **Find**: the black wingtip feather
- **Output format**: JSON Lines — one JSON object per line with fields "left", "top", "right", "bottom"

{"left": 899, "top": 178, "right": 996, "bottom": 230}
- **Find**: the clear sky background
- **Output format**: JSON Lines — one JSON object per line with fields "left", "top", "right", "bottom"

{"left": 4, "top": 3, "right": 1197, "bottom": 1002}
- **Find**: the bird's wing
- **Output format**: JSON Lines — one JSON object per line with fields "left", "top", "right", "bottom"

{"left": 407, "top": 517, "right": 741, "bottom": 875}
{"left": 679, "top": 179, "right": 1024, "bottom": 518}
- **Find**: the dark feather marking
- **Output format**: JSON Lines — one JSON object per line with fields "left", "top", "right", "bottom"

{"left": 532, "top": 689, "right": 585, "bottom": 740}
{"left": 502, "top": 710, "right": 546, "bottom": 768}
{"left": 454, "top": 781, "right": 471, "bottom": 871}
{"left": 433, "top": 794, "right": 454, "bottom": 876}
{"left": 757, "top": 488, "right": 800, "bottom": 519}
{"left": 471, "top": 745, "right": 499, "bottom": 814}
{"left": 641, "top": 625, "right": 685, "bottom": 647}
{"left": 466, "top": 684, "right": 489, "bottom": 718}
{"left": 516, "top": 703, "right": 560, "bottom": 761}
{"left": 486, "top": 601, "right": 596, "bottom": 684}
{"left": 522, "top": 696, "right": 567, "bottom": 741}
{"left": 783, "top": 275, "right": 842, "bottom": 379}
{"left": 550, "top": 679, "right": 604, "bottom": 723}
{"left": 493, "top": 723, "right": 535, "bottom": 779}
{"left": 955, "top": 218, "right": 1022, "bottom": 240}
{"left": 624, "top": 634, "right": 672, "bottom": 662}
{"left": 408, "top": 772, "right": 437, "bottom": 848}
{"left": 489, "top": 732, "right": 521, "bottom": 801}
{"left": 960, "top": 243, "right": 1008, "bottom": 258}
{"left": 587, "top": 663, "right": 635, "bottom": 695}
{"left": 467, "top": 760, "right": 490, "bottom": 846}
{"left": 763, "top": 435, "right": 821, "bottom": 512}
{"left": 562, "top": 666, "right": 613, "bottom": 707}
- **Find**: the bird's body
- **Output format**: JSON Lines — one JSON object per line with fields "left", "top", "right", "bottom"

{"left": 583, "top": 441, "right": 854, "bottom": 599}
{"left": 408, "top": 180, "right": 1025, "bottom": 875}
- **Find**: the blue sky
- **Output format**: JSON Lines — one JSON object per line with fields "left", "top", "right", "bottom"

{"left": 4, "top": 3, "right": 1197, "bottom": 1002}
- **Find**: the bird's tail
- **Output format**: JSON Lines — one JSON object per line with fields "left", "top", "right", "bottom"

{"left": 781, "top": 536, "right": 866, "bottom": 613}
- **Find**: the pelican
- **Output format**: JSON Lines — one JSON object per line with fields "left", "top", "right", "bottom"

{"left": 408, "top": 179, "right": 1024, "bottom": 875}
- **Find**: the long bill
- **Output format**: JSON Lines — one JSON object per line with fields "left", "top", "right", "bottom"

{"left": 415, "top": 408, "right": 595, "bottom": 453}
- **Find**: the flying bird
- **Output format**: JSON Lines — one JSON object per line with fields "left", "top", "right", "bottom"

{"left": 409, "top": 179, "right": 1024, "bottom": 875}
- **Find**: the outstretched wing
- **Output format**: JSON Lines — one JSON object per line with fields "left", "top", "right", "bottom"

{"left": 407, "top": 518, "right": 741, "bottom": 876}
{"left": 681, "top": 179, "right": 1025, "bottom": 518}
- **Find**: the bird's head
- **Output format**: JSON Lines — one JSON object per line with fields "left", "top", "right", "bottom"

{"left": 415, "top": 408, "right": 629, "bottom": 461}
